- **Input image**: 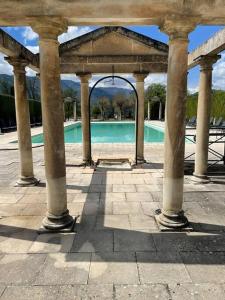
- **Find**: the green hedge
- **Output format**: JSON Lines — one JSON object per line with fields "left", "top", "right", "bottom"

{"left": 0, "top": 94, "right": 42, "bottom": 128}
{"left": 186, "top": 90, "right": 225, "bottom": 119}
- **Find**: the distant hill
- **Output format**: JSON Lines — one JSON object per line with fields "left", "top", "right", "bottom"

{"left": 0, "top": 74, "right": 134, "bottom": 104}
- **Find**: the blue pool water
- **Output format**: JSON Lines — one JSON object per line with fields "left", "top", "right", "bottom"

{"left": 31, "top": 122, "right": 164, "bottom": 143}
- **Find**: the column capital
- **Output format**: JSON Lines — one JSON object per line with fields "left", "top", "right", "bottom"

{"left": 195, "top": 55, "right": 221, "bottom": 71}
{"left": 32, "top": 17, "right": 67, "bottom": 40}
{"left": 133, "top": 72, "right": 148, "bottom": 82}
{"left": 77, "top": 73, "right": 92, "bottom": 83}
{"left": 5, "top": 57, "right": 28, "bottom": 73}
{"left": 160, "top": 17, "right": 196, "bottom": 41}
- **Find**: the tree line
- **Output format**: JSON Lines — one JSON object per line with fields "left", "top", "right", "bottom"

{"left": 0, "top": 75, "right": 225, "bottom": 127}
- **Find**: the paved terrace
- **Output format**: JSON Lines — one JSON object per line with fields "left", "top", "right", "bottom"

{"left": 0, "top": 123, "right": 225, "bottom": 299}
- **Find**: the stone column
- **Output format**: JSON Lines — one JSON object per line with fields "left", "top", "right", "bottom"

{"left": 33, "top": 19, "right": 73, "bottom": 230}
{"left": 134, "top": 72, "right": 148, "bottom": 163}
{"left": 5, "top": 57, "right": 38, "bottom": 186}
{"left": 193, "top": 55, "right": 220, "bottom": 180}
{"left": 148, "top": 100, "right": 151, "bottom": 120}
{"left": 159, "top": 101, "right": 162, "bottom": 120}
{"left": 73, "top": 100, "right": 77, "bottom": 121}
{"left": 78, "top": 73, "right": 92, "bottom": 164}
{"left": 157, "top": 19, "right": 196, "bottom": 228}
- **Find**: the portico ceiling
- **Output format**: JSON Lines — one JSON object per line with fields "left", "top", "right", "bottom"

{"left": 59, "top": 26, "right": 168, "bottom": 74}
{"left": 0, "top": 1, "right": 225, "bottom": 26}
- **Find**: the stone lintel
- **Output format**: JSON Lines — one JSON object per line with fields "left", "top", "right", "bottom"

{"left": 61, "top": 63, "right": 167, "bottom": 74}
{"left": 188, "top": 28, "right": 225, "bottom": 69}
{"left": 61, "top": 55, "right": 168, "bottom": 64}
{"left": 0, "top": 29, "right": 38, "bottom": 69}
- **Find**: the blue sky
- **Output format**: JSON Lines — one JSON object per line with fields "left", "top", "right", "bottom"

{"left": 0, "top": 25, "right": 224, "bottom": 93}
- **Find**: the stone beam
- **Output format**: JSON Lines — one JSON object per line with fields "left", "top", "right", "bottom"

{"left": 188, "top": 27, "right": 225, "bottom": 69}
{"left": 0, "top": 29, "right": 39, "bottom": 70}
{"left": 0, "top": 1, "right": 225, "bottom": 26}
{"left": 60, "top": 55, "right": 168, "bottom": 64}
{"left": 60, "top": 63, "right": 167, "bottom": 74}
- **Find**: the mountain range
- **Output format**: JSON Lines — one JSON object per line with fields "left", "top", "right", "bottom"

{"left": 0, "top": 74, "right": 134, "bottom": 104}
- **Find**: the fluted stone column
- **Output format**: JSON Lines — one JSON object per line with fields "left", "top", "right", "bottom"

{"left": 78, "top": 73, "right": 92, "bottom": 164}
{"left": 5, "top": 57, "right": 38, "bottom": 186}
{"left": 193, "top": 55, "right": 220, "bottom": 180}
{"left": 134, "top": 72, "right": 148, "bottom": 163}
{"left": 157, "top": 19, "right": 196, "bottom": 228}
{"left": 33, "top": 20, "right": 73, "bottom": 230}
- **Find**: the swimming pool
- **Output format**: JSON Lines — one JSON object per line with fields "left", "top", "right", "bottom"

{"left": 31, "top": 122, "right": 164, "bottom": 143}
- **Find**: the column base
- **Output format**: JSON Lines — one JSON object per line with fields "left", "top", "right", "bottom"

{"left": 155, "top": 209, "right": 189, "bottom": 230}
{"left": 42, "top": 209, "right": 74, "bottom": 231}
{"left": 192, "top": 172, "right": 210, "bottom": 183}
{"left": 82, "top": 158, "right": 94, "bottom": 166}
{"left": 16, "top": 176, "right": 39, "bottom": 187}
{"left": 136, "top": 157, "right": 146, "bottom": 164}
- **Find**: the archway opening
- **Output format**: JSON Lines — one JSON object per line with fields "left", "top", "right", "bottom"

{"left": 88, "top": 75, "right": 139, "bottom": 165}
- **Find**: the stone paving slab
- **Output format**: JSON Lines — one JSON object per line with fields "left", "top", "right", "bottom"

{"left": 0, "top": 141, "right": 225, "bottom": 297}
{"left": 136, "top": 252, "right": 192, "bottom": 284}
{"left": 114, "top": 230, "right": 156, "bottom": 252}
{"left": 180, "top": 252, "right": 225, "bottom": 283}
{"left": 29, "top": 232, "right": 75, "bottom": 253}
{"left": 89, "top": 252, "right": 139, "bottom": 284}
{"left": 0, "top": 253, "right": 46, "bottom": 285}
{"left": 34, "top": 253, "right": 91, "bottom": 285}
{"left": 71, "top": 230, "right": 113, "bottom": 253}
{"left": 114, "top": 284, "right": 171, "bottom": 300}
{"left": 169, "top": 283, "right": 225, "bottom": 300}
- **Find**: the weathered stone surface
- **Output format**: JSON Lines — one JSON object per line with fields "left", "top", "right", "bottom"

{"left": 0, "top": 254, "right": 46, "bottom": 285}
{"left": 126, "top": 192, "right": 154, "bottom": 202}
{"left": 71, "top": 231, "right": 113, "bottom": 252}
{"left": 180, "top": 252, "right": 225, "bottom": 283}
{"left": 57, "top": 284, "right": 113, "bottom": 300}
{"left": 137, "top": 252, "right": 192, "bottom": 284}
{"left": 115, "top": 284, "right": 171, "bottom": 300}
{"left": 29, "top": 233, "right": 75, "bottom": 253}
{"left": 114, "top": 230, "right": 156, "bottom": 252}
{"left": 34, "top": 253, "right": 91, "bottom": 285}
{"left": 169, "top": 283, "right": 225, "bottom": 300}
{"left": 0, "top": 286, "right": 59, "bottom": 300}
{"left": 96, "top": 215, "right": 130, "bottom": 230}
{"left": 89, "top": 252, "right": 139, "bottom": 284}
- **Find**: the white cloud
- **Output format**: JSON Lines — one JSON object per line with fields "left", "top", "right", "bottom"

{"left": 0, "top": 53, "right": 13, "bottom": 75}
{"left": 26, "top": 45, "right": 39, "bottom": 54}
{"left": 212, "top": 51, "right": 225, "bottom": 90}
{"left": 145, "top": 73, "right": 167, "bottom": 88}
{"left": 58, "top": 26, "right": 93, "bottom": 43}
{"left": 22, "top": 27, "right": 38, "bottom": 43}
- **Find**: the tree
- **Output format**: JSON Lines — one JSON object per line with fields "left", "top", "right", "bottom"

{"left": 145, "top": 84, "right": 166, "bottom": 120}
{"left": 27, "top": 76, "right": 39, "bottom": 100}
{"left": 97, "top": 96, "right": 110, "bottom": 120}
{"left": 0, "top": 78, "right": 14, "bottom": 96}
{"left": 112, "top": 92, "right": 127, "bottom": 120}
{"left": 62, "top": 88, "right": 78, "bottom": 121}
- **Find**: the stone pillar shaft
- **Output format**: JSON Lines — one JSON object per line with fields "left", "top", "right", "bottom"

{"left": 194, "top": 55, "right": 220, "bottom": 178}
{"left": 33, "top": 20, "right": 73, "bottom": 230}
{"left": 6, "top": 57, "right": 37, "bottom": 186}
{"left": 79, "top": 73, "right": 91, "bottom": 164}
{"left": 134, "top": 73, "right": 148, "bottom": 163}
{"left": 157, "top": 19, "right": 196, "bottom": 228}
